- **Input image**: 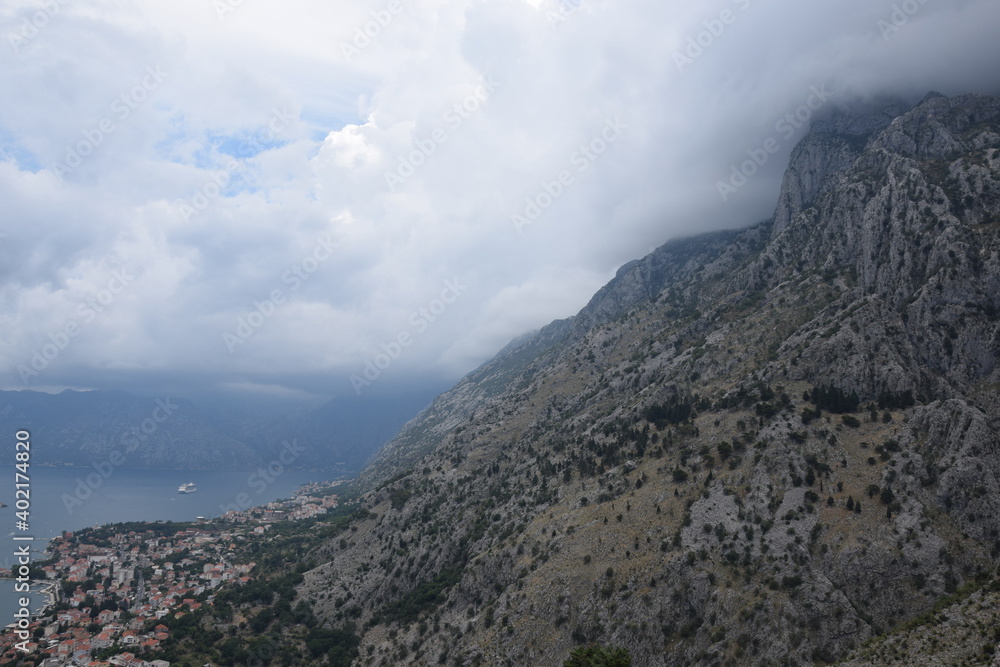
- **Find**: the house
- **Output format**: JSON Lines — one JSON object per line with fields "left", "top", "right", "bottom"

{"left": 73, "top": 644, "right": 93, "bottom": 662}
{"left": 98, "top": 609, "right": 120, "bottom": 624}
{"left": 58, "top": 609, "right": 85, "bottom": 624}
{"left": 108, "top": 652, "right": 142, "bottom": 667}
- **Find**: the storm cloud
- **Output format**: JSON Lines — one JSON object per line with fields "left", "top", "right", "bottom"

{"left": 1, "top": 0, "right": 998, "bottom": 399}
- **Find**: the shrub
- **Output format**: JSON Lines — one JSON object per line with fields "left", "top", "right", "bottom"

{"left": 841, "top": 414, "right": 861, "bottom": 427}
{"left": 564, "top": 644, "right": 632, "bottom": 666}
{"left": 811, "top": 384, "right": 860, "bottom": 413}
{"left": 643, "top": 398, "right": 693, "bottom": 427}
{"left": 877, "top": 389, "right": 915, "bottom": 410}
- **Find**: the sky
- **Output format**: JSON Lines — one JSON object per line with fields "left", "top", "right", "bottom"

{"left": 1, "top": 0, "right": 999, "bottom": 402}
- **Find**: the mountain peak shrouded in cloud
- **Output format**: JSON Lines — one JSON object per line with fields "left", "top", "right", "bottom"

{"left": 1, "top": 0, "right": 999, "bottom": 402}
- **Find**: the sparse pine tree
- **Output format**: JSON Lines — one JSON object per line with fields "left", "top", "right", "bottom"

{"left": 564, "top": 644, "right": 632, "bottom": 667}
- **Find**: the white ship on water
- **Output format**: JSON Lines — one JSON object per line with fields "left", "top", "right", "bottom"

{"left": 178, "top": 482, "right": 197, "bottom": 494}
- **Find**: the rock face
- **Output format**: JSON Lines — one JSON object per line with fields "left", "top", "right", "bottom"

{"left": 301, "top": 93, "right": 1000, "bottom": 666}
{"left": 772, "top": 96, "right": 912, "bottom": 238}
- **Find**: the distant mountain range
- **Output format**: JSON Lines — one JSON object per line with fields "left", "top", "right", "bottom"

{"left": 0, "top": 388, "right": 439, "bottom": 472}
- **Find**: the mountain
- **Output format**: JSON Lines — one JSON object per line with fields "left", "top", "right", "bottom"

{"left": 0, "top": 390, "right": 261, "bottom": 470}
{"left": 298, "top": 93, "right": 1000, "bottom": 665}
{"left": 0, "top": 388, "right": 438, "bottom": 471}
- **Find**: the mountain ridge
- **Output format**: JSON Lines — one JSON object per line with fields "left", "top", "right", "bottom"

{"left": 302, "top": 91, "right": 1000, "bottom": 665}
{"left": 0, "top": 388, "right": 437, "bottom": 472}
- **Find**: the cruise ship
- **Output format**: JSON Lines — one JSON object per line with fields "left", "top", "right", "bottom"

{"left": 178, "top": 482, "right": 197, "bottom": 494}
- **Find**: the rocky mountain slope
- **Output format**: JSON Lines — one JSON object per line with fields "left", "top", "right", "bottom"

{"left": 301, "top": 92, "right": 1000, "bottom": 666}
{"left": 839, "top": 578, "right": 1000, "bottom": 666}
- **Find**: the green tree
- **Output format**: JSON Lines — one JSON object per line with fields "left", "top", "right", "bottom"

{"left": 563, "top": 644, "right": 632, "bottom": 666}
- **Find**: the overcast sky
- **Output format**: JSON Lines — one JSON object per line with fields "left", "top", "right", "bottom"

{"left": 1, "top": 0, "right": 998, "bottom": 401}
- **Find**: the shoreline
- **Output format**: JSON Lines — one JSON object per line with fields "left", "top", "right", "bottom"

{"left": 2, "top": 478, "right": 346, "bottom": 625}
{"left": 3, "top": 462, "right": 349, "bottom": 474}
{"left": 35, "top": 580, "right": 57, "bottom": 618}
{"left": 0, "top": 579, "right": 53, "bottom": 623}
{"left": 0, "top": 467, "right": 343, "bottom": 544}
{"left": 1, "top": 538, "right": 56, "bottom": 620}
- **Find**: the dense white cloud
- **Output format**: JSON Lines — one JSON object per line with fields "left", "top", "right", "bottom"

{"left": 1, "top": 0, "right": 999, "bottom": 398}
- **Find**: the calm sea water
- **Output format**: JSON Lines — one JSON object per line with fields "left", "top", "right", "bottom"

{"left": 0, "top": 464, "right": 326, "bottom": 625}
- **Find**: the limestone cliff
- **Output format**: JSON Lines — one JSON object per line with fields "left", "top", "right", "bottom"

{"left": 302, "top": 93, "right": 1000, "bottom": 666}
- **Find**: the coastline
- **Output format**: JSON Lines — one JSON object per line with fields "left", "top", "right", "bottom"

{"left": 36, "top": 580, "right": 57, "bottom": 618}
{"left": 0, "top": 464, "right": 324, "bottom": 540}
{"left": 1, "top": 478, "right": 345, "bottom": 664}
{"left": 0, "top": 537, "right": 55, "bottom": 620}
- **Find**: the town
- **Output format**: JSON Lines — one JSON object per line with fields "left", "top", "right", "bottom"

{"left": 0, "top": 483, "right": 342, "bottom": 667}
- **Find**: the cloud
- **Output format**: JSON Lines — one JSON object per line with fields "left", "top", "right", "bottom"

{"left": 0, "top": 0, "right": 998, "bottom": 399}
